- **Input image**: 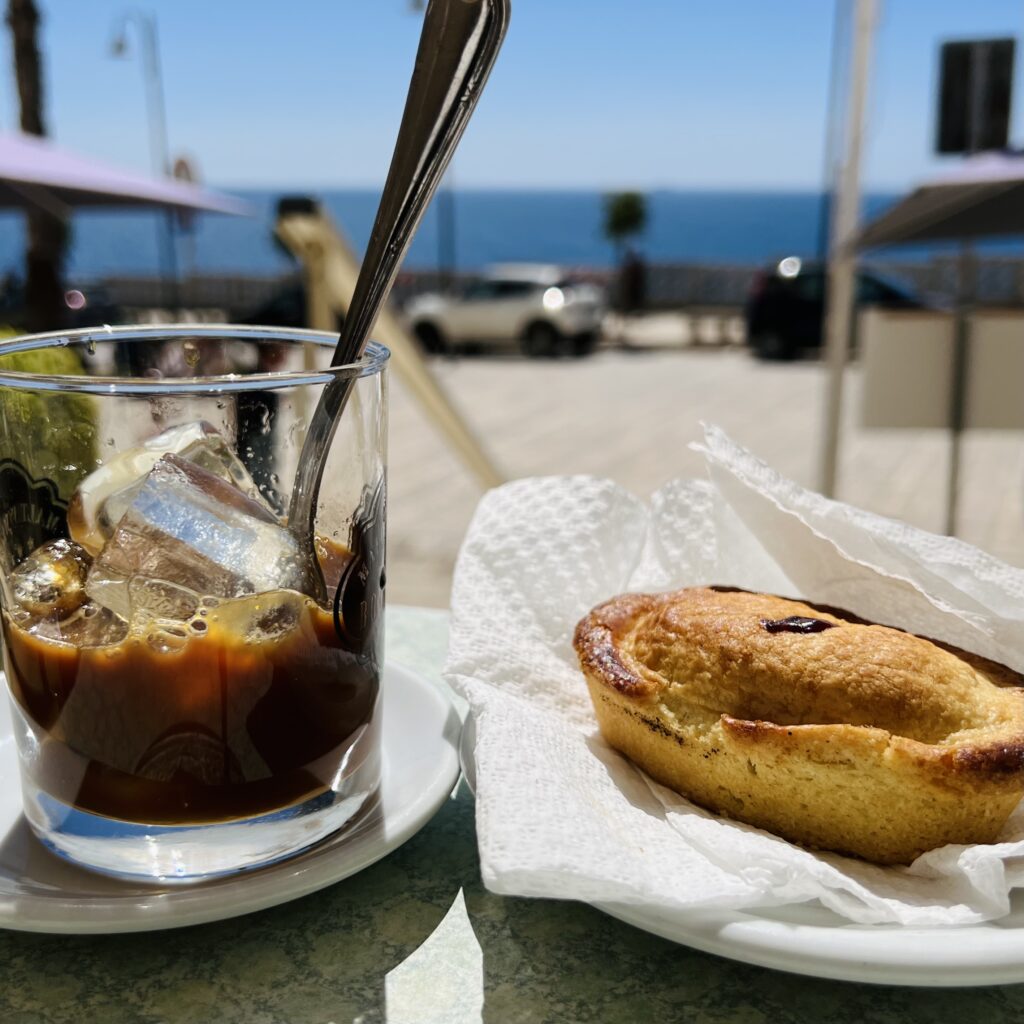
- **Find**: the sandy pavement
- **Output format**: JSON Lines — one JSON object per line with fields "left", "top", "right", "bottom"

{"left": 386, "top": 348, "right": 1024, "bottom": 608}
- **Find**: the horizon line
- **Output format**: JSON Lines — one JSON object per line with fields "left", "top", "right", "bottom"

{"left": 209, "top": 182, "right": 911, "bottom": 196}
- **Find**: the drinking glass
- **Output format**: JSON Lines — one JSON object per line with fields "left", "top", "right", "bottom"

{"left": 0, "top": 325, "right": 388, "bottom": 881}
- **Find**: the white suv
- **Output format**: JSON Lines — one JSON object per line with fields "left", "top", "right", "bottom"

{"left": 404, "top": 264, "right": 605, "bottom": 357}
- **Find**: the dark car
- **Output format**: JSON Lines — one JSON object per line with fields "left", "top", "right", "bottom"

{"left": 237, "top": 281, "right": 344, "bottom": 333}
{"left": 745, "top": 257, "right": 926, "bottom": 360}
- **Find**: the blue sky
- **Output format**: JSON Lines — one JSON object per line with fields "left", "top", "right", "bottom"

{"left": 7, "top": 1, "right": 1024, "bottom": 191}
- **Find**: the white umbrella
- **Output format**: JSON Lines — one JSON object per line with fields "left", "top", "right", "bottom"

{"left": 852, "top": 152, "right": 1024, "bottom": 536}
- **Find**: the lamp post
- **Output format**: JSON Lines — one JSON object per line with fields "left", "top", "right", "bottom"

{"left": 816, "top": 0, "right": 850, "bottom": 265}
{"left": 109, "top": 9, "right": 179, "bottom": 311}
{"left": 817, "top": 0, "right": 879, "bottom": 498}
{"left": 408, "top": 0, "right": 457, "bottom": 291}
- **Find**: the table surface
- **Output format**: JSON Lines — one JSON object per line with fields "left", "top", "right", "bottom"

{"left": 5, "top": 605, "right": 1024, "bottom": 1024}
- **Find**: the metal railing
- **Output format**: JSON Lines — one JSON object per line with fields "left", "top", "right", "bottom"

{"left": 79, "top": 253, "right": 1024, "bottom": 320}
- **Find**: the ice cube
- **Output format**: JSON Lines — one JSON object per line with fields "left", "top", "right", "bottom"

{"left": 10, "top": 538, "right": 91, "bottom": 619}
{"left": 127, "top": 576, "right": 201, "bottom": 623}
{"left": 68, "top": 421, "right": 270, "bottom": 556}
{"left": 86, "top": 453, "right": 312, "bottom": 622}
{"left": 23, "top": 599, "right": 128, "bottom": 648}
{"left": 244, "top": 598, "right": 303, "bottom": 643}
{"left": 144, "top": 620, "right": 191, "bottom": 654}
{"left": 214, "top": 590, "right": 309, "bottom": 645}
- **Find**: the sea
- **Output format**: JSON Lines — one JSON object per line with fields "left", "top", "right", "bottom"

{"left": 0, "top": 188, "right": 1003, "bottom": 281}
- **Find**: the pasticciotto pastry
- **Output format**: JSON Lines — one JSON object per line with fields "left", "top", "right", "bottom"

{"left": 573, "top": 586, "right": 1024, "bottom": 864}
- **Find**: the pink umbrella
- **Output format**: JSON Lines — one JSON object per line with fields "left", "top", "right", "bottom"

{"left": 0, "top": 132, "right": 249, "bottom": 215}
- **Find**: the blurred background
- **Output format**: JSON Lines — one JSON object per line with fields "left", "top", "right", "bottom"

{"left": 2, "top": 0, "right": 1024, "bottom": 605}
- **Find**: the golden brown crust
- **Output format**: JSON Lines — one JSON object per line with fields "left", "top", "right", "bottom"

{"left": 574, "top": 592, "right": 662, "bottom": 699}
{"left": 574, "top": 587, "right": 1024, "bottom": 863}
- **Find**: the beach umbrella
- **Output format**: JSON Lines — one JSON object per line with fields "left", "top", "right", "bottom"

{"left": 846, "top": 152, "right": 1024, "bottom": 537}
{"left": 0, "top": 132, "right": 249, "bottom": 215}
{"left": 859, "top": 152, "right": 1024, "bottom": 248}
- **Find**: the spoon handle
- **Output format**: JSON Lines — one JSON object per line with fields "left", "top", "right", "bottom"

{"left": 288, "top": 0, "right": 511, "bottom": 567}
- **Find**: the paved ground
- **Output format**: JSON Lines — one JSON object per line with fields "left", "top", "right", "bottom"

{"left": 605, "top": 311, "right": 746, "bottom": 348}
{"left": 386, "top": 346, "right": 1024, "bottom": 608}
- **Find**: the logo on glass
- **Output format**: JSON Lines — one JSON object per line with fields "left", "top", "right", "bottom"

{"left": 0, "top": 459, "right": 69, "bottom": 566}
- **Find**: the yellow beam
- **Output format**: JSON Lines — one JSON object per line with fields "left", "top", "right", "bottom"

{"left": 276, "top": 208, "right": 504, "bottom": 491}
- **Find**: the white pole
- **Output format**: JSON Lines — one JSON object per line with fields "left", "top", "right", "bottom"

{"left": 817, "top": 0, "right": 879, "bottom": 497}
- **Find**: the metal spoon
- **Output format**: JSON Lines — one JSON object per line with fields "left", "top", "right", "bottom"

{"left": 288, "top": 0, "right": 511, "bottom": 599}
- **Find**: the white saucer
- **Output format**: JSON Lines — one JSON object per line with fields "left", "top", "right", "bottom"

{"left": 0, "top": 663, "right": 461, "bottom": 934}
{"left": 459, "top": 713, "right": 1024, "bottom": 987}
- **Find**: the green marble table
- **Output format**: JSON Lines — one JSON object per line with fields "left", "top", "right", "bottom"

{"left": 4, "top": 605, "right": 1024, "bottom": 1024}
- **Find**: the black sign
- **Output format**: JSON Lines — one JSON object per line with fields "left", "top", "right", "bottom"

{"left": 936, "top": 39, "right": 1015, "bottom": 155}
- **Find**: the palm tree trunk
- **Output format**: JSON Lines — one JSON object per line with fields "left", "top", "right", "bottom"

{"left": 7, "top": 0, "right": 67, "bottom": 332}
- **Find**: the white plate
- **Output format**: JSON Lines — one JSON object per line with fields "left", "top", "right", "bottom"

{"left": 459, "top": 713, "right": 1024, "bottom": 988}
{"left": 0, "top": 663, "right": 461, "bottom": 934}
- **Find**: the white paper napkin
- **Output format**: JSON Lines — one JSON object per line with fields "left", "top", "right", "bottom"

{"left": 444, "top": 426, "right": 1024, "bottom": 926}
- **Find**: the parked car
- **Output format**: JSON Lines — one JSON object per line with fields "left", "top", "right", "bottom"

{"left": 404, "top": 264, "right": 606, "bottom": 357}
{"left": 745, "top": 257, "right": 928, "bottom": 360}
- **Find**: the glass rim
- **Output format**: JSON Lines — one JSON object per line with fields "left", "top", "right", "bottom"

{"left": 0, "top": 324, "right": 390, "bottom": 395}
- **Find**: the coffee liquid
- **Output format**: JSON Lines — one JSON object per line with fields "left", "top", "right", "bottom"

{"left": 3, "top": 539, "right": 382, "bottom": 825}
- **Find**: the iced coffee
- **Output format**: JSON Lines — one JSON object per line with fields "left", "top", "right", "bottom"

{"left": 2, "top": 421, "right": 384, "bottom": 831}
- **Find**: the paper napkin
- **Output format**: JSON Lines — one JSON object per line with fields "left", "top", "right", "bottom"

{"left": 444, "top": 425, "right": 1024, "bottom": 925}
